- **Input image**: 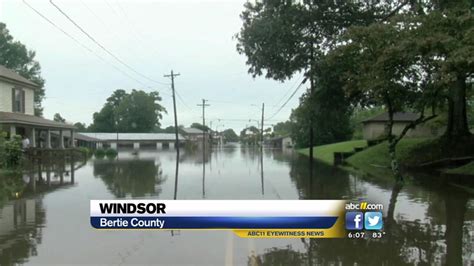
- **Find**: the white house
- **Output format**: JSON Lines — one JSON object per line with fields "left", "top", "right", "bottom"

{"left": 0, "top": 65, "right": 76, "bottom": 148}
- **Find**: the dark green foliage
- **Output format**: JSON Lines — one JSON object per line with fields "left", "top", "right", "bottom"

{"left": 3, "top": 135, "right": 23, "bottom": 168}
{"left": 89, "top": 89, "right": 166, "bottom": 133}
{"left": 0, "top": 173, "right": 25, "bottom": 206}
{"left": 273, "top": 121, "right": 292, "bottom": 137}
{"left": 190, "top": 123, "right": 210, "bottom": 132}
{"left": 236, "top": 1, "right": 379, "bottom": 81}
{"left": 0, "top": 23, "right": 45, "bottom": 116}
{"left": 77, "top": 147, "right": 92, "bottom": 157}
{"left": 74, "top": 122, "right": 87, "bottom": 132}
{"left": 53, "top": 113, "right": 66, "bottom": 123}
{"left": 222, "top": 128, "right": 239, "bottom": 142}
{"left": 93, "top": 160, "right": 165, "bottom": 198}
{"left": 290, "top": 87, "right": 353, "bottom": 148}
{"left": 105, "top": 148, "right": 118, "bottom": 158}
{"left": 94, "top": 148, "right": 105, "bottom": 158}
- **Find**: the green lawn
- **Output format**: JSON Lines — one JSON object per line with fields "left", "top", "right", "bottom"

{"left": 298, "top": 137, "right": 474, "bottom": 178}
{"left": 445, "top": 162, "right": 474, "bottom": 175}
{"left": 298, "top": 140, "right": 367, "bottom": 165}
{"left": 346, "top": 138, "right": 430, "bottom": 178}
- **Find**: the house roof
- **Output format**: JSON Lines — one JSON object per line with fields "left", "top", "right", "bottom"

{"left": 81, "top": 132, "right": 185, "bottom": 141}
{"left": 0, "top": 111, "right": 76, "bottom": 129}
{"left": 183, "top": 127, "right": 205, "bottom": 134}
{"left": 362, "top": 112, "right": 420, "bottom": 123}
{"left": 0, "top": 65, "right": 39, "bottom": 89}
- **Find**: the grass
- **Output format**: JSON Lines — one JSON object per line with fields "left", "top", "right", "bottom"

{"left": 298, "top": 140, "right": 367, "bottom": 165}
{"left": 346, "top": 138, "right": 431, "bottom": 178}
{"left": 445, "top": 162, "right": 474, "bottom": 175}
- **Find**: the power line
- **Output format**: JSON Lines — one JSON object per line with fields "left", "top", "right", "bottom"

{"left": 265, "top": 77, "right": 307, "bottom": 121}
{"left": 49, "top": 0, "right": 169, "bottom": 86}
{"left": 271, "top": 73, "right": 304, "bottom": 108}
{"left": 175, "top": 89, "right": 193, "bottom": 111}
{"left": 110, "top": 0, "right": 165, "bottom": 64}
{"left": 22, "top": 0, "right": 150, "bottom": 87}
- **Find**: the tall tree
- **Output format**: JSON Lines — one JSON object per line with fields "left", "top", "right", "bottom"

{"left": 89, "top": 89, "right": 166, "bottom": 133}
{"left": 328, "top": 15, "right": 442, "bottom": 180}
{"left": 0, "top": 23, "right": 45, "bottom": 116}
{"left": 414, "top": 6, "right": 474, "bottom": 139}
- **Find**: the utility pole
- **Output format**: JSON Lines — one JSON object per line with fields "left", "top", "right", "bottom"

{"left": 260, "top": 103, "right": 264, "bottom": 148}
{"left": 164, "top": 70, "right": 180, "bottom": 153}
{"left": 197, "top": 99, "right": 210, "bottom": 157}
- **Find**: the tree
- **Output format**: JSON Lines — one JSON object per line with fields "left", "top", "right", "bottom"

{"left": 0, "top": 23, "right": 45, "bottom": 116}
{"left": 413, "top": 6, "right": 474, "bottom": 139}
{"left": 74, "top": 122, "right": 87, "bottom": 132}
{"left": 222, "top": 128, "right": 239, "bottom": 142}
{"left": 89, "top": 89, "right": 166, "bottom": 133}
{"left": 236, "top": 1, "right": 381, "bottom": 158}
{"left": 273, "top": 121, "right": 292, "bottom": 137}
{"left": 53, "top": 113, "right": 66, "bottom": 123}
{"left": 190, "top": 123, "right": 211, "bottom": 132}
{"left": 240, "top": 126, "right": 260, "bottom": 145}
{"left": 328, "top": 15, "right": 442, "bottom": 180}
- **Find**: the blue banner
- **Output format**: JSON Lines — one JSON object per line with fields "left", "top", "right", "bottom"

{"left": 91, "top": 216, "right": 338, "bottom": 229}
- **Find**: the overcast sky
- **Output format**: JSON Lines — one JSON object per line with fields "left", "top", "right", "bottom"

{"left": 0, "top": 0, "right": 304, "bottom": 132}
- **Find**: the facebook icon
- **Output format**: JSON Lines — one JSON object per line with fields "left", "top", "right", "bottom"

{"left": 345, "top": 212, "right": 364, "bottom": 230}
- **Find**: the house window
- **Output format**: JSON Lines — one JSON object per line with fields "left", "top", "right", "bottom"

{"left": 12, "top": 88, "right": 25, "bottom": 113}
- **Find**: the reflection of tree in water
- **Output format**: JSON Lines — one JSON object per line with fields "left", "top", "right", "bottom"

{"left": 93, "top": 159, "right": 165, "bottom": 198}
{"left": 288, "top": 155, "right": 353, "bottom": 199}
{"left": 248, "top": 245, "right": 305, "bottom": 266}
{"left": 0, "top": 173, "right": 27, "bottom": 206}
{"left": 249, "top": 183, "right": 473, "bottom": 265}
{"left": 0, "top": 199, "right": 46, "bottom": 265}
{"left": 0, "top": 159, "right": 81, "bottom": 265}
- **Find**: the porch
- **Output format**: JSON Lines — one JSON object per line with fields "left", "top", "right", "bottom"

{"left": 0, "top": 111, "right": 76, "bottom": 149}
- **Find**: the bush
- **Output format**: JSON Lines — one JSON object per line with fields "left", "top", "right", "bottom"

{"left": 1, "top": 134, "right": 23, "bottom": 168}
{"left": 94, "top": 148, "right": 106, "bottom": 158}
{"left": 105, "top": 148, "right": 118, "bottom": 158}
{"left": 77, "top": 147, "right": 92, "bottom": 157}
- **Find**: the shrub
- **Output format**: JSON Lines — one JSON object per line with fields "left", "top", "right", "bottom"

{"left": 94, "top": 148, "right": 106, "bottom": 158}
{"left": 77, "top": 147, "right": 92, "bottom": 157}
{"left": 3, "top": 135, "right": 22, "bottom": 168}
{"left": 105, "top": 148, "right": 118, "bottom": 158}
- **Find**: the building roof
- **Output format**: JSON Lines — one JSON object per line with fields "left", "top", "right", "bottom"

{"left": 362, "top": 112, "right": 420, "bottom": 123}
{"left": 0, "top": 111, "right": 76, "bottom": 129}
{"left": 81, "top": 132, "right": 185, "bottom": 141}
{"left": 182, "top": 127, "right": 205, "bottom": 134}
{"left": 58, "top": 131, "right": 100, "bottom": 142}
{"left": 0, "top": 65, "right": 39, "bottom": 89}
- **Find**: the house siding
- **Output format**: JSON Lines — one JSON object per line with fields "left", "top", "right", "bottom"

{"left": 0, "top": 80, "right": 12, "bottom": 112}
{"left": 0, "top": 80, "right": 34, "bottom": 114}
{"left": 24, "top": 88, "right": 34, "bottom": 115}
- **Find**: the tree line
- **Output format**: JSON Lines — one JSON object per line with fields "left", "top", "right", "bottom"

{"left": 236, "top": 0, "right": 474, "bottom": 179}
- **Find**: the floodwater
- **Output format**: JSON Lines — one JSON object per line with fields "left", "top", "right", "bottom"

{"left": 0, "top": 143, "right": 473, "bottom": 265}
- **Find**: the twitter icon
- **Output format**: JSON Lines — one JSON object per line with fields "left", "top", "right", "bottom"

{"left": 364, "top": 212, "right": 383, "bottom": 230}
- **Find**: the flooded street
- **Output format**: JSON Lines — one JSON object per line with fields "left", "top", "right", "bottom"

{"left": 1, "top": 144, "right": 473, "bottom": 265}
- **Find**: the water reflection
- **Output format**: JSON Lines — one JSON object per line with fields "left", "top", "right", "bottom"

{"left": 0, "top": 147, "right": 472, "bottom": 265}
{"left": 0, "top": 159, "right": 80, "bottom": 265}
{"left": 251, "top": 168, "right": 474, "bottom": 265}
{"left": 93, "top": 158, "right": 165, "bottom": 198}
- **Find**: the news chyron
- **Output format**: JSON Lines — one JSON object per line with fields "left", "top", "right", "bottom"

{"left": 90, "top": 200, "right": 385, "bottom": 238}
